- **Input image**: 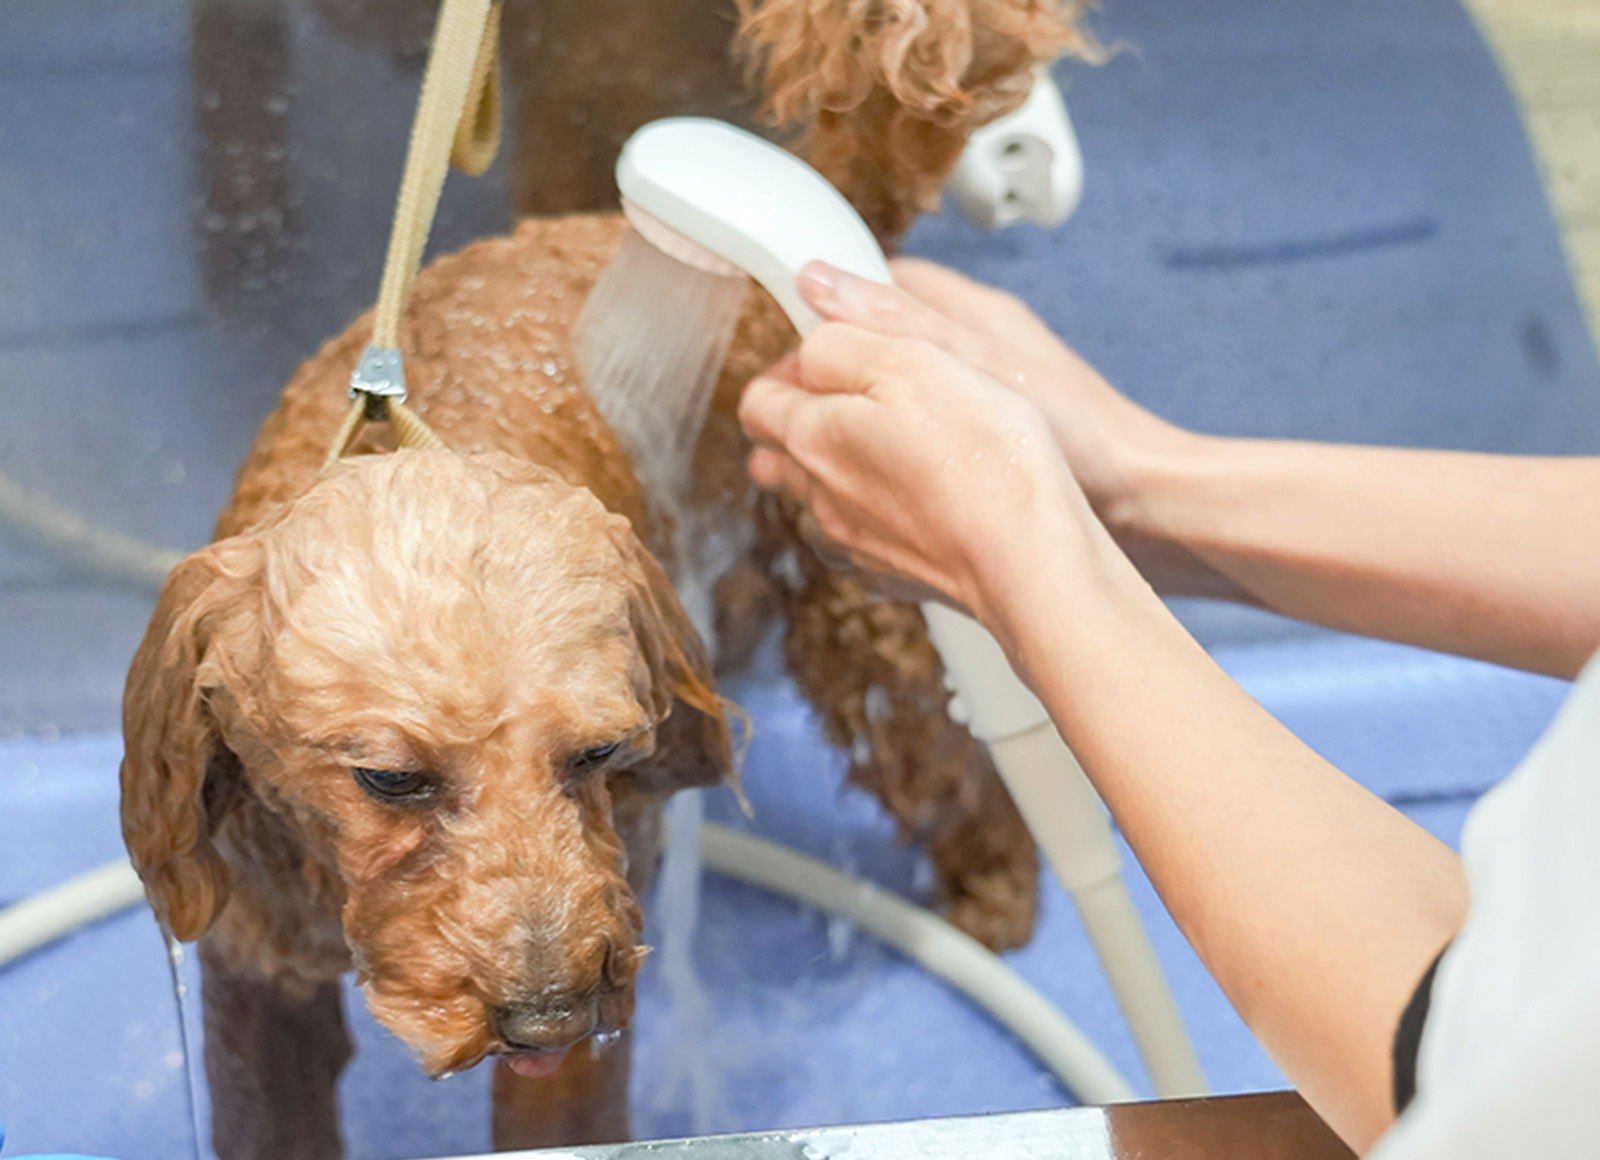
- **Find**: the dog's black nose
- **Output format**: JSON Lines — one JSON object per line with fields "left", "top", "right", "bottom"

{"left": 493, "top": 993, "right": 598, "bottom": 1054}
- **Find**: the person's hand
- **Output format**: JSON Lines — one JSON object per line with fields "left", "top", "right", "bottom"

{"left": 786, "top": 260, "right": 1242, "bottom": 600}
{"left": 793, "top": 258, "right": 1185, "bottom": 533}
{"left": 738, "top": 321, "right": 1117, "bottom": 631}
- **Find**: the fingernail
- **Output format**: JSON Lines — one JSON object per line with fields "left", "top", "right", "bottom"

{"left": 798, "top": 261, "right": 841, "bottom": 309}
{"left": 746, "top": 448, "right": 781, "bottom": 489}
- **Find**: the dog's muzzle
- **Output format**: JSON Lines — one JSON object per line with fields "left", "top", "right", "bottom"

{"left": 493, "top": 989, "right": 602, "bottom": 1055}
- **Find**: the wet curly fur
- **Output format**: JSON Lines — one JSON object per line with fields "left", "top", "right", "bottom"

{"left": 123, "top": 2, "right": 1089, "bottom": 1154}
{"left": 736, "top": 0, "right": 1089, "bottom": 240}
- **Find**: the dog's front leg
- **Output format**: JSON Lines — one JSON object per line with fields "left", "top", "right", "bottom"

{"left": 199, "top": 937, "right": 353, "bottom": 1160}
{"left": 491, "top": 1034, "right": 632, "bottom": 1150}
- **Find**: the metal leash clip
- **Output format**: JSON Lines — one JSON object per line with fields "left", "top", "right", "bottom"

{"left": 349, "top": 344, "right": 407, "bottom": 418}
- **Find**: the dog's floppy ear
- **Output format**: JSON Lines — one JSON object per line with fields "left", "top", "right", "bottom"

{"left": 120, "top": 536, "right": 262, "bottom": 942}
{"left": 610, "top": 531, "right": 736, "bottom": 797}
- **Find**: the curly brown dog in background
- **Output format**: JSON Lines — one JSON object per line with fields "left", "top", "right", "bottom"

{"left": 124, "top": 1, "right": 1090, "bottom": 1156}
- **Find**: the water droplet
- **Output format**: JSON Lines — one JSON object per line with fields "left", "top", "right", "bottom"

{"left": 164, "top": 936, "right": 205, "bottom": 1160}
{"left": 826, "top": 913, "right": 856, "bottom": 961}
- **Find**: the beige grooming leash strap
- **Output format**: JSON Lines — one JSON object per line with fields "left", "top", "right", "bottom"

{"left": 327, "top": 0, "right": 503, "bottom": 466}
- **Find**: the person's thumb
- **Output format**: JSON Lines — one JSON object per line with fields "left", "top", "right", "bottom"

{"left": 794, "top": 320, "right": 932, "bottom": 408}
{"left": 739, "top": 364, "right": 815, "bottom": 452}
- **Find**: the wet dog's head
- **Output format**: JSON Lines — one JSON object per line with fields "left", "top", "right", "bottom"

{"left": 121, "top": 450, "right": 730, "bottom": 1076}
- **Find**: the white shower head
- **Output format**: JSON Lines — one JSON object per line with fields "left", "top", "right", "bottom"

{"left": 616, "top": 117, "right": 893, "bottom": 336}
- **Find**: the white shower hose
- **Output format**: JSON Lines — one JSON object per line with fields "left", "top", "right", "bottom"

{"left": 0, "top": 832, "right": 1138, "bottom": 1106}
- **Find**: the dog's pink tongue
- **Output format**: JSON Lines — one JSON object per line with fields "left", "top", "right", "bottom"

{"left": 505, "top": 1051, "right": 568, "bottom": 1079}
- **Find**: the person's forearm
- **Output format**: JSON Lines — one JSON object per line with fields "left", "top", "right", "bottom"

{"left": 977, "top": 523, "right": 1467, "bottom": 1152}
{"left": 1116, "top": 436, "right": 1600, "bottom": 678}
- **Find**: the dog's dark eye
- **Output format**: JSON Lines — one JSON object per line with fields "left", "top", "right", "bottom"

{"left": 351, "top": 766, "right": 437, "bottom": 804}
{"left": 569, "top": 741, "right": 621, "bottom": 779}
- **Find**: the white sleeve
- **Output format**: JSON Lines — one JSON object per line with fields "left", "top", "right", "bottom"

{"left": 1369, "top": 653, "right": 1600, "bottom": 1158}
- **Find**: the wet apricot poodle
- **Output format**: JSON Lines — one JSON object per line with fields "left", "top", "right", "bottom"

{"left": 119, "top": 2, "right": 1094, "bottom": 1154}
